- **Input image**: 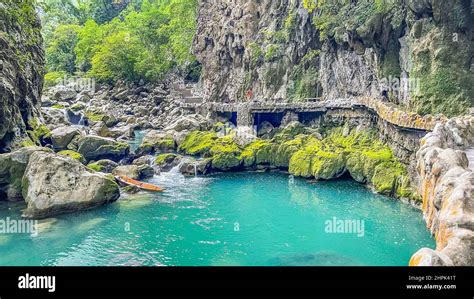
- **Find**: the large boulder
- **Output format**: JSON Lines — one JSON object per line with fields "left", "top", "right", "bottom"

{"left": 87, "top": 159, "right": 118, "bottom": 173}
{"left": 179, "top": 158, "right": 211, "bottom": 176}
{"left": 164, "top": 115, "right": 208, "bottom": 132}
{"left": 21, "top": 151, "right": 120, "bottom": 219}
{"left": 112, "top": 164, "right": 154, "bottom": 180}
{"left": 50, "top": 126, "right": 82, "bottom": 150}
{"left": 77, "top": 136, "right": 130, "bottom": 162}
{"left": 112, "top": 165, "right": 140, "bottom": 180}
{"left": 41, "top": 107, "right": 71, "bottom": 127}
{"left": 409, "top": 248, "right": 454, "bottom": 266}
{"left": 257, "top": 121, "right": 275, "bottom": 138}
{"left": 0, "top": 147, "right": 52, "bottom": 201}
{"left": 155, "top": 154, "right": 182, "bottom": 172}
{"left": 137, "top": 130, "right": 176, "bottom": 155}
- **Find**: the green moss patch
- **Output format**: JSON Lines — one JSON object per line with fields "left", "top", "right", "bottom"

{"left": 58, "top": 150, "right": 86, "bottom": 164}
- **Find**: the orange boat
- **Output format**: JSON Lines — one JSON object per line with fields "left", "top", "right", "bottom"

{"left": 115, "top": 176, "right": 165, "bottom": 192}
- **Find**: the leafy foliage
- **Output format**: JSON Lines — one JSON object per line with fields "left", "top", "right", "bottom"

{"left": 40, "top": 0, "right": 199, "bottom": 83}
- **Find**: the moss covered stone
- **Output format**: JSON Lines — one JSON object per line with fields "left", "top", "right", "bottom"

{"left": 77, "top": 136, "right": 130, "bottom": 162}
{"left": 85, "top": 111, "right": 106, "bottom": 122}
{"left": 177, "top": 128, "right": 417, "bottom": 200}
{"left": 179, "top": 131, "right": 218, "bottom": 157}
{"left": 209, "top": 136, "right": 242, "bottom": 171}
{"left": 239, "top": 140, "right": 272, "bottom": 167}
{"left": 58, "top": 150, "right": 86, "bottom": 164}
{"left": 87, "top": 163, "right": 105, "bottom": 172}
{"left": 25, "top": 118, "right": 51, "bottom": 146}
{"left": 155, "top": 153, "right": 178, "bottom": 165}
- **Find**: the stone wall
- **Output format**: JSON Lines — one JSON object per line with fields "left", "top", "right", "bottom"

{"left": 410, "top": 116, "right": 474, "bottom": 266}
{"left": 0, "top": 1, "right": 45, "bottom": 152}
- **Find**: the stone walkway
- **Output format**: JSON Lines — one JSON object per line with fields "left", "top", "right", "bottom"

{"left": 466, "top": 147, "right": 474, "bottom": 172}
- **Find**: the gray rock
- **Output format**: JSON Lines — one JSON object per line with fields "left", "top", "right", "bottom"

{"left": 164, "top": 115, "right": 203, "bottom": 132}
{"left": 112, "top": 164, "right": 154, "bottom": 180}
{"left": 257, "top": 121, "right": 274, "bottom": 138}
{"left": 22, "top": 151, "right": 120, "bottom": 219}
{"left": 87, "top": 159, "right": 118, "bottom": 173}
{"left": 0, "top": 147, "right": 52, "bottom": 201}
{"left": 179, "top": 158, "right": 211, "bottom": 176}
{"left": 77, "top": 136, "right": 130, "bottom": 162}
{"left": 155, "top": 154, "right": 182, "bottom": 172}
{"left": 53, "top": 86, "right": 78, "bottom": 102}
{"left": 50, "top": 126, "right": 82, "bottom": 150}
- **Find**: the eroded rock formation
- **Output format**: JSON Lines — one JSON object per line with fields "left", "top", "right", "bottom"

{"left": 0, "top": 1, "right": 45, "bottom": 152}
{"left": 410, "top": 116, "right": 474, "bottom": 265}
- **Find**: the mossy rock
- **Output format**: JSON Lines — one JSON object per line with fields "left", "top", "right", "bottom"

{"left": 86, "top": 159, "right": 118, "bottom": 173}
{"left": 136, "top": 143, "right": 154, "bottom": 156}
{"left": 240, "top": 140, "right": 272, "bottom": 167}
{"left": 311, "top": 151, "right": 346, "bottom": 180}
{"left": 271, "top": 136, "right": 306, "bottom": 168}
{"left": 211, "top": 153, "right": 242, "bottom": 171}
{"left": 87, "top": 163, "right": 105, "bottom": 172}
{"left": 85, "top": 111, "right": 106, "bottom": 122}
{"left": 370, "top": 161, "right": 405, "bottom": 196}
{"left": 346, "top": 147, "right": 392, "bottom": 183}
{"left": 178, "top": 131, "right": 218, "bottom": 157}
{"left": 209, "top": 136, "right": 242, "bottom": 171}
{"left": 70, "top": 103, "right": 85, "bottom": 112}
{"left": 26, "top": 118, "right": 51, "bottom": 146}
{"left": 77, "top": 136, "right": 130, "bottom": 162}
{"left": 154, "top": 138, "right": 176, "bottom": 152}
{"left": 155, "top": 153, "right": 179, "bottom": 165}
{"left": 58, "top": 150, "right": 86, "bottom": 164}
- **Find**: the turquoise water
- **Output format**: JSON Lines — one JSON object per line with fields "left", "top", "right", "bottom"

{"left": 0, "top": 170, "right": 434, "bottom": 266}
{"left": 128, "top": 130, "right": 147, "bottom": 152}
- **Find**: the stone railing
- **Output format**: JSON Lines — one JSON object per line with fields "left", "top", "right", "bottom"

{"left": 409, "top": 116, "right": 474, "bottom": 266}
{"left": 357, "top": 97, "right": 446, "bottom": 131}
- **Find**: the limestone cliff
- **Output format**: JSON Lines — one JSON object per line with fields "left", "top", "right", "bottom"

{"left": 193, "top": 0, "right": 474, "bottom": 117}
{"left": 0, "top": 0, "right": 45, "bottom": 152}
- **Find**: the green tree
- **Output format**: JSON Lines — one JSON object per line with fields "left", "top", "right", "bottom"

{"left": 45, "top": 24, "right": 81, "bottom": 73}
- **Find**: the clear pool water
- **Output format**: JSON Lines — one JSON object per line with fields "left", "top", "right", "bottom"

{"left": 128, "top": 130, "right": 147, "bottom": 152}
{"left": 0, "top": 170, "right": 434, "bottom": 266}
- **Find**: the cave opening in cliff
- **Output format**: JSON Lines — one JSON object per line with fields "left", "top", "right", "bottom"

{"left": 253, "top": 112, "right": 285, "bottom": 129}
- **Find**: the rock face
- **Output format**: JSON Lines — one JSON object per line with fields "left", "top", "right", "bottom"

{"left": 22, "top": 151, "right": 120, "bottom": 219}
{"left": 193, "top": 0, "right": 473, "bottom": 117}
{"left": 0, "top": 2, "right": 45, "bottom": 152}
{"left": 194, "top": 0, "right": 319, "bottom": 103}
{"left": 411, "top": 116, "right": 474, "bottom": 266}
{"left": 0, "top": 147, "right": 52, "bottom": 201}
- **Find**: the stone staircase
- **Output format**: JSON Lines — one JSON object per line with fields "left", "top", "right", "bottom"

{"left": 171, "top": 82, "right": 203, "bottom": 104}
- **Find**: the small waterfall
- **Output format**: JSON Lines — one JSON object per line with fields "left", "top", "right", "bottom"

{"left": 193, "top": 163, "right": 198, "bottom": 177}
{"left": 65, "top": 109, "right": 87, "bottom": 126}
{"left": 170, "top": 159, "right": 187, "bottom": 174}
